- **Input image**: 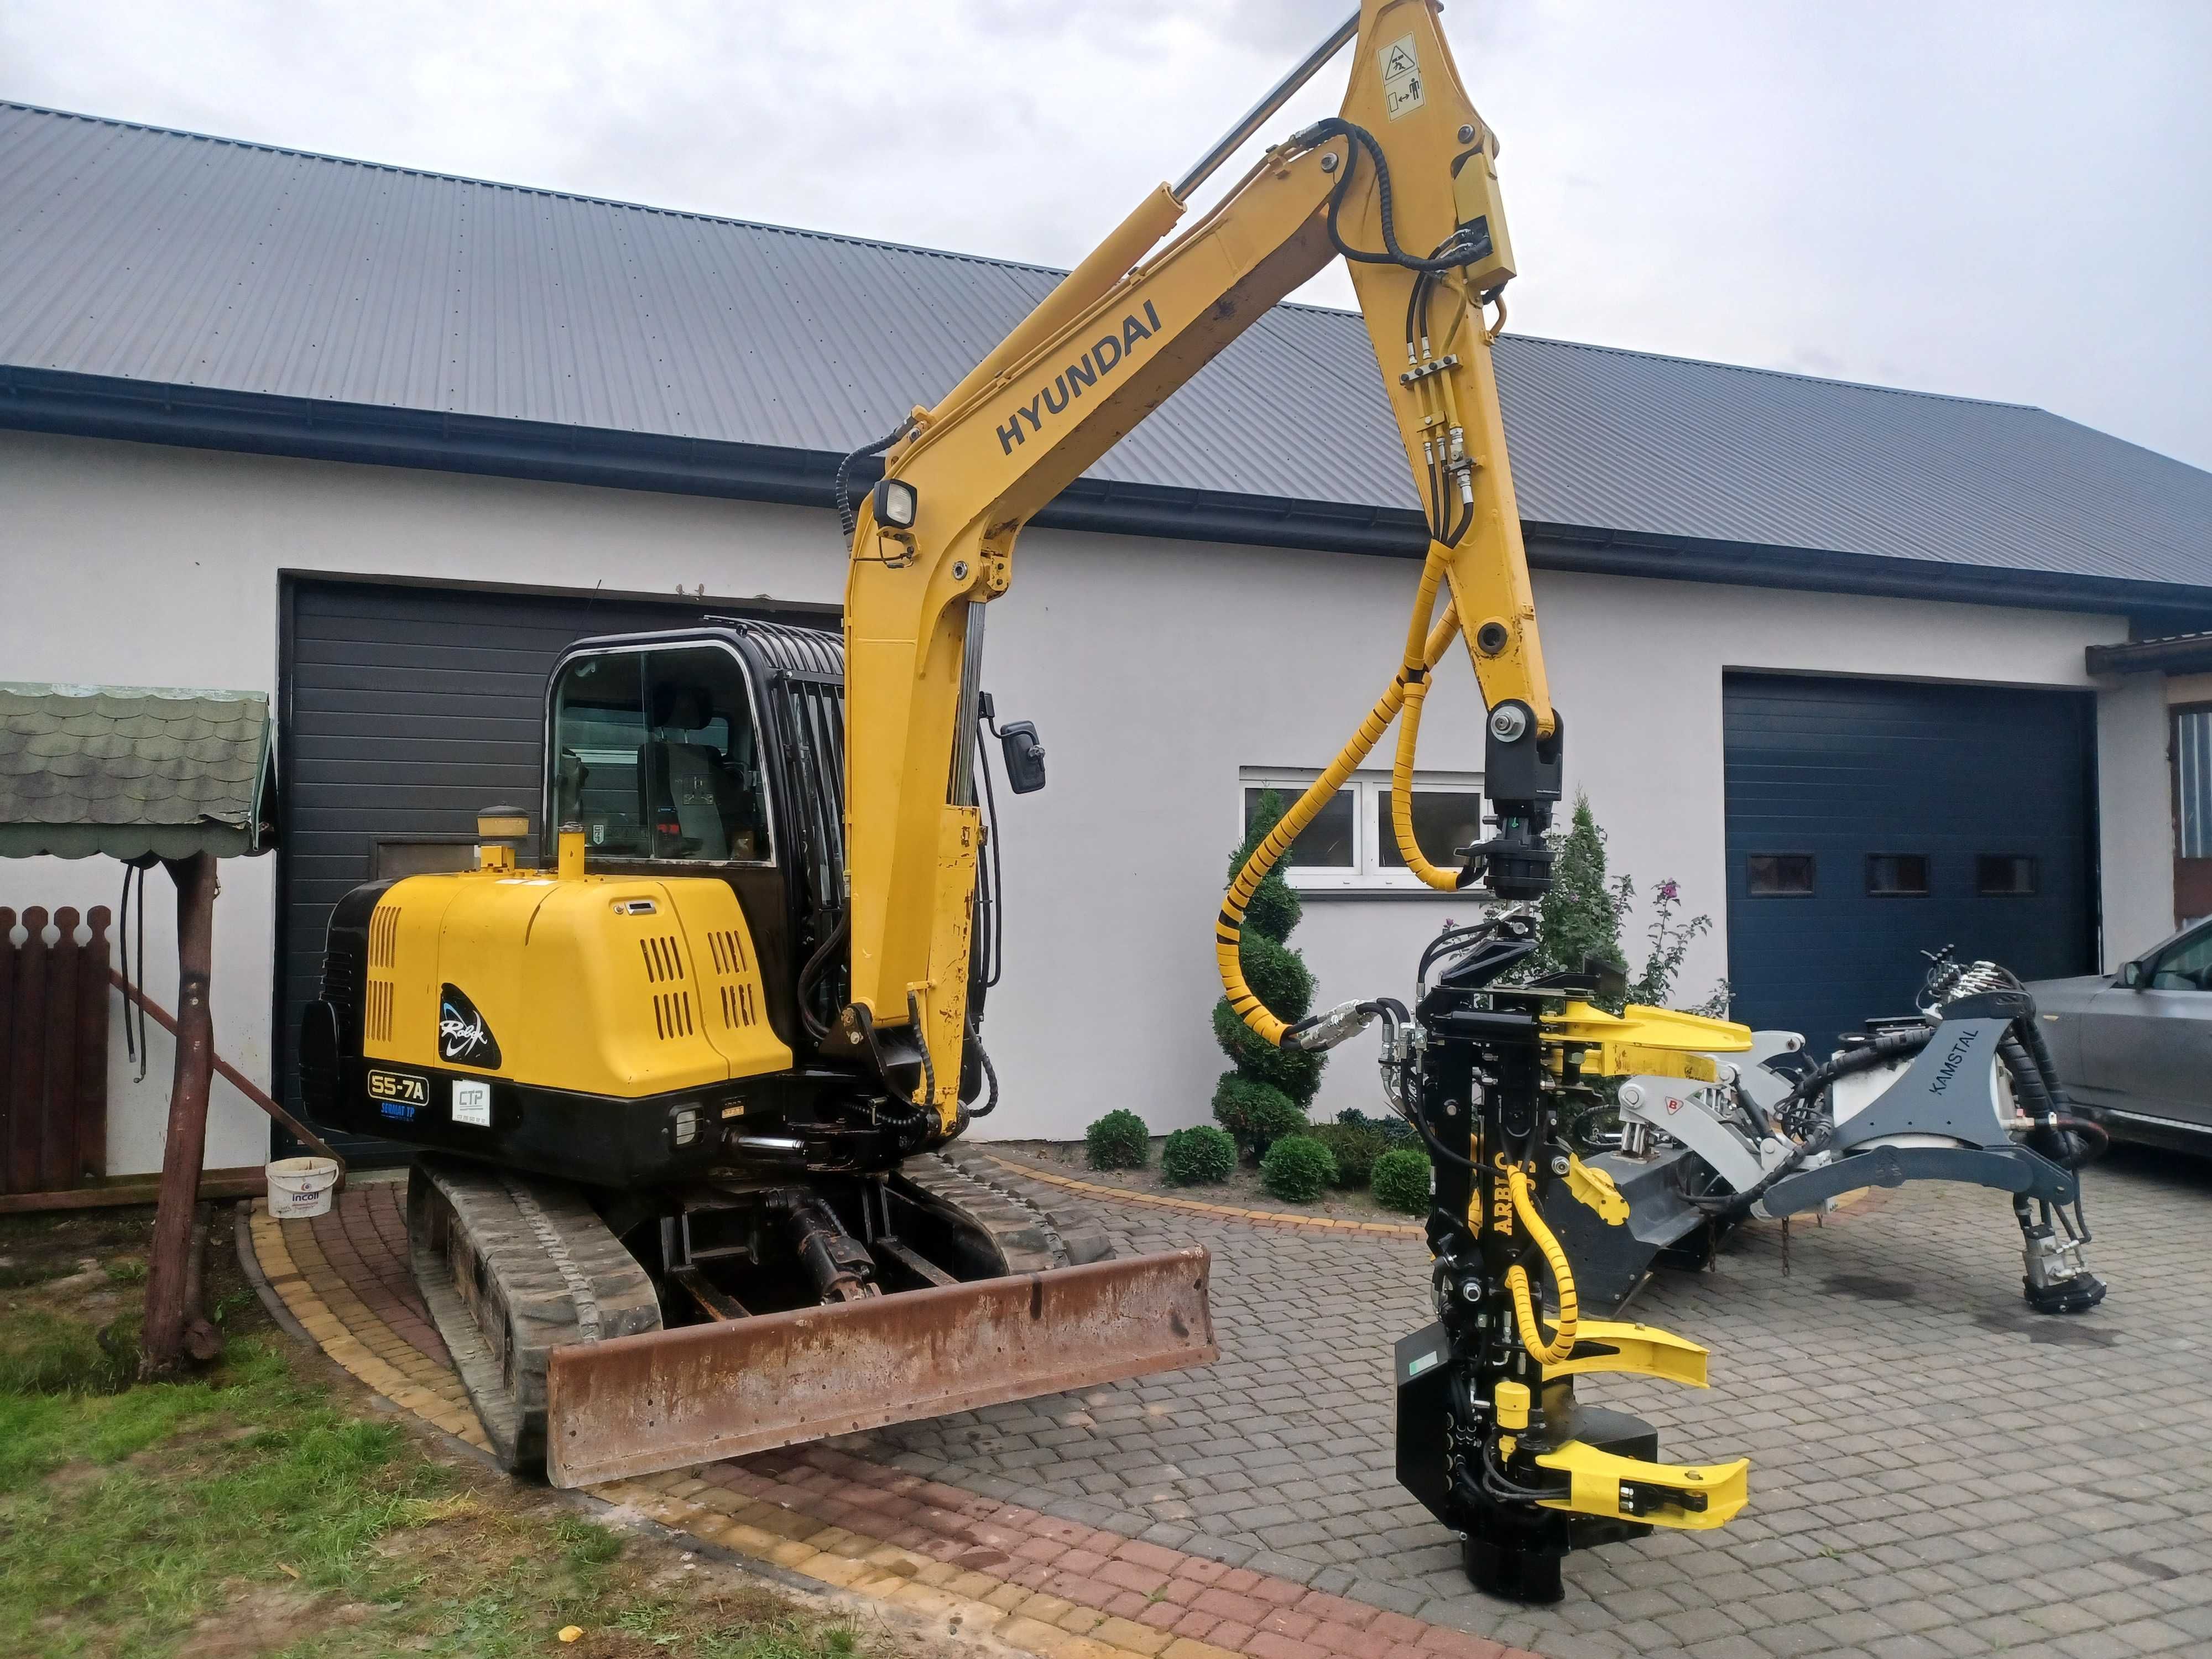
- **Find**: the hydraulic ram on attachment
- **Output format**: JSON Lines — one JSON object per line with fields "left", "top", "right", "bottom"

{"left": 543, "top": 1248, "right": 1217, "bottom": 1488}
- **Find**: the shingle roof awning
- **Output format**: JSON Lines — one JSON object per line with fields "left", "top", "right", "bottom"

{"left": 0, "top": 684, "right": 276, "bottom": 860}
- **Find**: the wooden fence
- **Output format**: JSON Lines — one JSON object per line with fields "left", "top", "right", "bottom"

{"left": 0, "top": 905, "right": 111, "bottom": 1196}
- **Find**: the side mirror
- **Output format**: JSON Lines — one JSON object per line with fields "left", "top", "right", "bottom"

{"left": 998, "top": 721, "right": 1046, "bottom": 795}
{"left": 2119, "top": 960, "right": 2147, "bottom": 989}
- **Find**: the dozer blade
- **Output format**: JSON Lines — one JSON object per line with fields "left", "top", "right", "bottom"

{"left": 542, "top": 1247, "right": 1216, "bottom": 1488}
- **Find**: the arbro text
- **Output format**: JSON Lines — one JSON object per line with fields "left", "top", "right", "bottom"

{"left": 995, "top": 301, "right": 1164, "bottom": 457}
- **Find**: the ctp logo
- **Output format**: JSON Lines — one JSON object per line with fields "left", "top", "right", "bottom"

{"left": 437, "top": 984, "right": 502, "bottom": 1070}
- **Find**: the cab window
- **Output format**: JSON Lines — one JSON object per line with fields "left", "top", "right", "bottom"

{"left": 550, "top": 645, "right": 771, "bottom": 862}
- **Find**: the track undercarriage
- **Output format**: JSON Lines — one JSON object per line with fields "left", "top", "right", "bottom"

{"left": 408, "top": 1149, "right": 1214, "bottom": 1486}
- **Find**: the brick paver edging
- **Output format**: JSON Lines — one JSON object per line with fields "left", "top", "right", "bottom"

{"left": 981, "top": 1155, "right": 1426, "bottom": 1237}
{"left": 239, "top": 1189, "right": 1543, "bottom": 1659}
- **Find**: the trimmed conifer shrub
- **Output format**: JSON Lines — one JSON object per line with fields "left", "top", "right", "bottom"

{"left": 1084, "top": 1108, "right": 1150, "bottom": 1170}
{"left": 1212, "top": 790, "right": 1324, "bottom": 1160}
{"left": 1259, "top": 1134, "right": 1337, "bottom": 1203}
{"left": 1307, "top": 1120, "right": 1387, "bottom": 1188}
{"left": 1370, "top": 1147, "right": 1432, "bottom": 1215}
{"left": 1161, "top": 1125, "right": 1237, "bottom": 1186}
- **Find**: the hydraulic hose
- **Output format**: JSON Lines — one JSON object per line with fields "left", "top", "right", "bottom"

{"left": 1292, "top": 117, "right": 1493, "bottom": 276}
{"left": 1391, "top": 674, "right": 1458, "bottom": 890}
{"left": 1217, "top": 578, "right": 1459, "bottom": 1046}
{"left": 1503, "top": 1165, "right": 1578, "bottom": 1364}
{"left": 833, "top": 413, "right": 921, "bottom": 543}
{"left": 795, "top": 910, "right": 852, "bottom": 1044}
{"left": 1705, "top": 1024, "right": 1934, "bottom": 1218}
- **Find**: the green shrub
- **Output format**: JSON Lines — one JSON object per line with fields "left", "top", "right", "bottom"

{"left": 1161, "top": 1125, "right": 1237, "bottom": 1186}
{"left": 1307, "top": 1120, "right": 1387, "bottom": 1188}
{"left": 1211, "top": 1073, "right": 1310, "bottom": 1161}
{"left": 1370, "top": 1147, "right": 1433, "bottom": 1215}
{"left": 1260, "top": 1134, "right": 1337, "bottom": 1203}
{"left": 1084, "top": 1109, "right": 1151, "bottom": 1171}
{"left": 1335, "top": 1107, "right": 1413, "bottom": 1145}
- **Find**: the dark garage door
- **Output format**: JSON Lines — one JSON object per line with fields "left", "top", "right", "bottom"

{"left": 1723, "top": 672, "right": 2096, "bottom": 1051}
{"left": 276, "top": 576, "right": 818, "bottom": 1159}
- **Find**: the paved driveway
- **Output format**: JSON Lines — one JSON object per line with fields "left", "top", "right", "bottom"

{"left": 867, "top": 1147, "right": 2212, "bottom": 1659}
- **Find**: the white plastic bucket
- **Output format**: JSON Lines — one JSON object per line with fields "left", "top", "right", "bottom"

{"left": 266, "top": 1156, "right": 341, "bottom": 1218}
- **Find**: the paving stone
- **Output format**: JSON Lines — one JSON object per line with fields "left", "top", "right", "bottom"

{"left": 275, "top": 1152, "right": 2212, "bottom": 1659}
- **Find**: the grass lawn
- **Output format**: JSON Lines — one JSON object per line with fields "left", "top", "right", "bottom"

{"left": 0, "top": 1204, "right": 886, "bottom": 1659}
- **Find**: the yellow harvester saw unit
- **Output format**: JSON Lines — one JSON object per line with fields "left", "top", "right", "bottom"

{"left": 299, "top": 620, "right": 1215, "bottom": 1486}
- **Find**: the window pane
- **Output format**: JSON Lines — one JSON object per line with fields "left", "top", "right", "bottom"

{"left": 1377, "top": 789, "right": 1484, "bottom": 870}
{"left": 1746, "top": 853, "right": 1815, "bottom": 896}
{"left": 1976, "top": 854, "right": 2038, "bottom": 897}
{"left": 2180, "top": 709, "right": 2212, "bottom": 860}
{"left": 552, "top": 650, "right": 651, "bottom": 856}
{"left": 642, "top": 648, "right": 771, "bottom": 861}
{"left": 1244, "top": 786, "right": 1353, "bottom": 868}
{"left": 2152, "top": 925, "right": 2212, "bottom": 990}
{"left": 1866, "top": 854, "right": 1930, "bottom": 897}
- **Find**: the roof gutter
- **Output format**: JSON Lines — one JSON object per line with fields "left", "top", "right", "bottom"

{"left": 2084, "top": 634, "right": 2212, "bottom": 677}
{"left": 8, "top": 365, "right": 2211, "bottom": 629}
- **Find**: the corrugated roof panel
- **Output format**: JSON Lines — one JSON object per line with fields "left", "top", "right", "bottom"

{"left": 3, "top": 100, "right": 2208, "bottom": 591}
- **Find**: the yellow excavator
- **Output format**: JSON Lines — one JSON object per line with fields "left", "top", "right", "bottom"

{"left": 299, "top": 0, "right": 1749, "bottom": 1601}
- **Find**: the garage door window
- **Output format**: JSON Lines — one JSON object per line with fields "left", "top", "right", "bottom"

{"left": 1746, "top": 853, "right": 1815, "bottom": 896}
{"left": 1976, "top": 854, "right": 2038, "bottom": 896}
{"left": 1865, "top": 854, "right": 1930, "bottom": 897}
{"left": 552, "top": 645, "right": 772, "bottom": 863}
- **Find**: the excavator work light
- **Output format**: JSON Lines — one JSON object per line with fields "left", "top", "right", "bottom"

{"left": 872, "top": 477, "right": 919, "bottom": 530}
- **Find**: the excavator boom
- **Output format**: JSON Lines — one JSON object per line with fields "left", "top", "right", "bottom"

{"left": 831, "top": 0, "right": 1554, "bottom": 1123}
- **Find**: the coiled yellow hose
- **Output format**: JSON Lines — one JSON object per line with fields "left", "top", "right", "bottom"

{"left": 1216, "top": 548, "right": 1459, "bottom": 1045}
{"left": 1390, "top": 670, "right": 1459, "bottom": 891}
{"left": 1504, "top": 1164, "right": 1578, "bottom": 1364}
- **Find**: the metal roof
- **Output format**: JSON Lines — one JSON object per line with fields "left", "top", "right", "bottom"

{"left": 0, "top": 683, "right": 275, "bottom": 860}
{"left": 4, "top": 99, "right": 2210, "bottom": 600}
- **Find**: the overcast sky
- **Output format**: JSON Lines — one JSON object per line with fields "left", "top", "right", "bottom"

{"left": 4, "top": 1, "right": 2206, "bottom": 469}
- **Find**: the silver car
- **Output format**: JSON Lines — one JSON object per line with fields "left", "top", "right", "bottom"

{"left": 2030, "top": 919, "right": 2212, "bottom": 1149}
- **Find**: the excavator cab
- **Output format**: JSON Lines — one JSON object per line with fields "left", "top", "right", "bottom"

{"left": 299, "top": 618, "right": 1215, "bottom": 1486}
{"left": 551, "top": 642, "right": 770, "bottom": 864}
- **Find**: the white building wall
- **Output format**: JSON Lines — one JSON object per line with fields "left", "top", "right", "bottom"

{"left": 0, "top": 429, "right": 2163, "bottom": 1157}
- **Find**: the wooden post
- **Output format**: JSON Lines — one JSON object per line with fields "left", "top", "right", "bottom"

{"left": 9, "top": 907, "right": 48, "bottom": 1197}
{"left": 43, "top": 908, "right": 81, "bottom": 1193}
{"left": 76, "top": 907, "right": 111, "bottom": 1184}
{"left": 140, "top": 853, "right": 218, "bottom": 1378}
{"left": 0, "top": 907, "right": 14, "bottom": 1197}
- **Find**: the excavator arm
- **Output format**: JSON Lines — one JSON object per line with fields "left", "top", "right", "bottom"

{"left": 834, "top": 0, "right": 1556, "bottom": 1123}
{"left": 827, "top": 6, "right": 1748, "bottom": 1602}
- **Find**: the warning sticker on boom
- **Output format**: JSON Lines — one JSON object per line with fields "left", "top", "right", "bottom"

{"left": 1380, "top": 33, "right": 1423, "bottom": 120}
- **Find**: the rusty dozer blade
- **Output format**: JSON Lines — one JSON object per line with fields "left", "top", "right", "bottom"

{"left": 543, "top": 1247, "right": 1216, "bottom": 1488}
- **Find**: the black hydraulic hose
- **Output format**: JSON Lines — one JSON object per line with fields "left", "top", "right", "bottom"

{"left": 795, "top": 910, "right": 851, "bottom": 1044}
{"left": 1292, "top": 118, "right": 1492, "bottom": 275}
{"left": 2000, "top": 1009, "right": 2106, "bottom": 1175}
{"left": 833, "top": 413, "right": 921, "bottom": 543}
{"left": 1705, "top": 1025, "right": 1934, "bottom": 1218}
{"left": 2020, "top": 1015, "right": 2070, "bottom": 1110}
{"left": 1998, "top": 1032, "right": 2057, "bottom": 1118}
{"left": 966, "top": 1026, "right": 999, "bottom": 1119}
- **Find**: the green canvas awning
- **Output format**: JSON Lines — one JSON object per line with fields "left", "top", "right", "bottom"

{"left": 0, "top": 684, "right": 276, "bottom": 860}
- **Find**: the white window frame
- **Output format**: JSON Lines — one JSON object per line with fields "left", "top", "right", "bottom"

{"left": 1239, "top": 766, "right": 1484, "bottom": 893}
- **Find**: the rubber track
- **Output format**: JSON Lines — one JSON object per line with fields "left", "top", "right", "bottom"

{"left": 921, "top": 1147, "right": 1115, "bottom": 1269}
